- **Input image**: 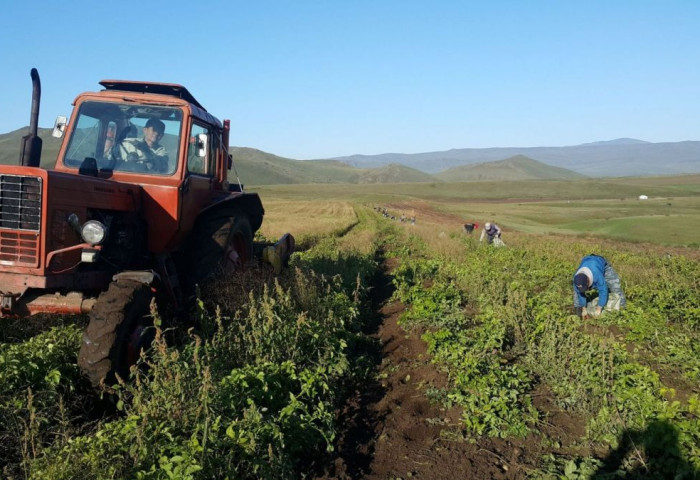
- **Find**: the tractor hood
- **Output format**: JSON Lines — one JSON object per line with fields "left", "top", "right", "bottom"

{"left": 0, "top": 164, "right": 141, "bottom": 284}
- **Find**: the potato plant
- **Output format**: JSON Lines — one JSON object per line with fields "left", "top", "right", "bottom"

{"left": 384, "top": 217, "right": 700, "bottom": 477}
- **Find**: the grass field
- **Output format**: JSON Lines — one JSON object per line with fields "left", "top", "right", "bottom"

{"left": 256, "top": 199, "right": 358, "bottom": 246}
{"left": 256, "top": 174, "right": 700, "bottom": 247}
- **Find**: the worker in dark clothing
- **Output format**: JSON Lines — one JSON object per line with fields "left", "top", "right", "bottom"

{"left": 573, "top": 254, "right": 626, "bottom": 319}
{"left": 463, "top": 222, "right": 479, "bottom": 234}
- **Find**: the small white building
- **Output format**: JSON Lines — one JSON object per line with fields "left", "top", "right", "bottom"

{"left": 638, "top": 194, "right": 649, "bottom": 200}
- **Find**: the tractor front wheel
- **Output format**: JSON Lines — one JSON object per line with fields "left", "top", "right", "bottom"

{"left": 78, "top": 280, "right": 156, "bottom": 387}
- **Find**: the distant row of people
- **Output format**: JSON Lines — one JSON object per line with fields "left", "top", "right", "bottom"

{"left": 374, "top": 206, "right": 416, "bottom": 224}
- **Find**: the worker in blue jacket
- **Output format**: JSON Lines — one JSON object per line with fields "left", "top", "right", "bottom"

{"left": 573, "top": 254, "right": 626, "bottom": 318}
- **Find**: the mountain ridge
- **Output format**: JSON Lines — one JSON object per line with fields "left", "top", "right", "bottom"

{"left": 434, "top": 155, "right": 584, "bottom": 182}
{"left": 325, "top": 138, "right": 700, "bottom": 177}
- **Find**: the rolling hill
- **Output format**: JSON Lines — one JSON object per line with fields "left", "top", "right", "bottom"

{"left": 434, "top": 155, "right": 585, "bottom": 182}
{"left": 230, "top": 149, "right": 438, "bottom": 185}
{"left": 0, "top": 127, "right": 61, "bottom": 169}
{"left": 357, "top": 163, "right": 437, "bottom": 184}
{"left": 229, "top": 147, "right": 364, "bottom": 185}
{"left": 328, "top": 138, "right": 700, "bottom": 177}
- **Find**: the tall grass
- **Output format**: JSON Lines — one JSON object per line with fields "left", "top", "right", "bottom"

{"left": 26, "top": 232, "right": 379, "bottom": 479}
{"left": 0, "top": 201, "right": 385, "bottom": 479}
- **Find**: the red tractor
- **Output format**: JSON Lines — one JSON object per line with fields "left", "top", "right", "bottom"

{"left": 0, "top": 69, "right": 294, "bottom": 386}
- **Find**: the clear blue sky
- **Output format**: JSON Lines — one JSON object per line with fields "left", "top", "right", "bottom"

{"left": 2, "top": 1, "right": 699, "bottom": 159}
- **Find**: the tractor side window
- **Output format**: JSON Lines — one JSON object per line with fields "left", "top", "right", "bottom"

{"left": 187, "top": 124, "right": 211, "bottom": 176}
{"left": 210, "top": 133, "right": 221, "bottom": 177}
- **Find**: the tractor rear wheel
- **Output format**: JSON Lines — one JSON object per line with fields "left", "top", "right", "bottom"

{"left": 189, "top": 211, "right": 253, "bottom": 283}
{"left": 78, "top": 280, "right": 156, "bottom": 387}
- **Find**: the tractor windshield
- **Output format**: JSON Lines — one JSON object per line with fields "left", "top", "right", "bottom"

{"left": 63, "top": 101, "right": 182, "bottom": 176}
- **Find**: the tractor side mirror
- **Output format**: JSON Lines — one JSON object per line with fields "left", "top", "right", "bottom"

{"left": 195, "top": 133, "right": 208, "bottom": 158}
{"left": 52, "top": 116, "right": 67, "bottom": 138}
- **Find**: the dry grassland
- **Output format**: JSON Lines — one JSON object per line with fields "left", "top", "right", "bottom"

{"left": 258, "top": 199, "right": 357, "bottom": 243}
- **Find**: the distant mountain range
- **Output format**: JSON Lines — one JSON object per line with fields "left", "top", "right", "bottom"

{"left": 227, "top": 148, "right": 585, "bottom": 184}
{"left": 2, "top": 127, "right": 698, "bottom": 184}
{"left": 327, "top": 138, "right": 700, "bottom": 177}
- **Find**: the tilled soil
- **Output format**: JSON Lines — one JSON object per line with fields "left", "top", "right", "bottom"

{"left": 313, "top": 257, "right": 590, "bottom": 479}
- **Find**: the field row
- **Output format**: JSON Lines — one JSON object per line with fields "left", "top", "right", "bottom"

{"left": 383, "top": 209, "right": 700, "bottom": 478}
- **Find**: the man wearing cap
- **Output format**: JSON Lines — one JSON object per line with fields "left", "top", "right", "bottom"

{"left": 480, "top": 222, "right": 503, "bottom": 245}
{"left": 573, "top": 254, "right": 626, "bottom": 319}
{"left": 113, "top": 118, "right": 169, "bottom": 173}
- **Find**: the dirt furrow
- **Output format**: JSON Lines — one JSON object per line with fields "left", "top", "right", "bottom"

{"left": 315, "top": 257, "right": 518, "bottom": 479}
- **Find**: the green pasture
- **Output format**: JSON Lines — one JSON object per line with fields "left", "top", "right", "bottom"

{"left": 253, "top": 174, "right": 700, "bottom": 201}
{"left": 438, "top": 196, "right": 700, "bottom": 246}
{"left": 255, "top": 176, "right": 700, "bottom": 246}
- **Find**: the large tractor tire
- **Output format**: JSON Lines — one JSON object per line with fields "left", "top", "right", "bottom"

{"left": 188, "top": 211, "right": 253, "bottom": 283}
{"left": 78, "top": 280, "right": 156, "bottom": 387}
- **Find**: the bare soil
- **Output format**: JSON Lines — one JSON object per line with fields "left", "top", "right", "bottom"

{"left": 313, "top": 256, "right": 590, "bottom": 479}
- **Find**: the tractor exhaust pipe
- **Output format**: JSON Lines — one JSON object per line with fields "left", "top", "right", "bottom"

{"left": 20, "top": 68, "right": 43, "bottom": 167}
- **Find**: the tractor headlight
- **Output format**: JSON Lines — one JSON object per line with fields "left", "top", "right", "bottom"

{"left": 81, "top": 220, "right": 107, "bottom": 246}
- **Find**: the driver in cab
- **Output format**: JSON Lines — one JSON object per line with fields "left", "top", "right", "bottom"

{"left": 112, "top": 117, "right": 169, "bottom": 172}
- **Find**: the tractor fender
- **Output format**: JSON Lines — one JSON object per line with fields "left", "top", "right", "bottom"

{"left": 198, "top": 192, "right": 264, "bottom": 233}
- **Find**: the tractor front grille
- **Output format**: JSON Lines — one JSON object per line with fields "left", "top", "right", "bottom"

{"left": 0, "top": 175, "right": 42, "bottom": 266}
{"left": 0, "top": 231, "right": 39, "bottom": 266}
{"left": 0, "top": 175, "right": 42, "bottom": 231}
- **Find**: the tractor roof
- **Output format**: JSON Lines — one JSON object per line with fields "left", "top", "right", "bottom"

{"left": 98, "top": 80, "right": 206, "bottom": 111}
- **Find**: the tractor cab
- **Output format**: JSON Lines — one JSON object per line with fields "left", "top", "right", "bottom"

{"left": 52, "top": 80, "right": 226, "bottom": 185}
